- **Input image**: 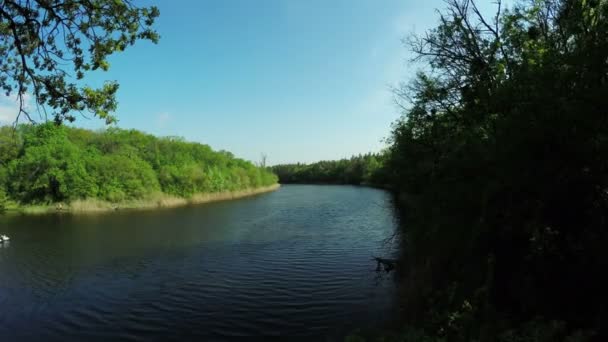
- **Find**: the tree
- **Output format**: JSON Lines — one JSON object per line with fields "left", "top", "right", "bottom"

{"left": 0, "top": 123, "right": 278, "bottom": 204}
{"left": 386, "top": 0, "right": 608, "bottom": 339}
{"left": 0, "top": 0, "right": 159, "bottom": 124}
{"left": 0, "top": 188, "right": 6, "bottom": 211}
{"left": 8, "top": 122, "right": 97, "bottom": 202}
{"left": 260, "top": 153, "right": 267, "bottom": 168}
{"left": 271, "top": 153, "right": 389, "bottom": 185}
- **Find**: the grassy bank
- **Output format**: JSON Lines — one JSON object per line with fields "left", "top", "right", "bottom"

{"left": 4, "top": 184, "right": 280, "bottom": 215}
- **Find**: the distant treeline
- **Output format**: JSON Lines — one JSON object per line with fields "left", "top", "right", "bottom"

{"left": 0, "top": 123, "right": 277, "bottom": 207}
{"left": 271, "top": 153, "right": 389, "bottom": 186}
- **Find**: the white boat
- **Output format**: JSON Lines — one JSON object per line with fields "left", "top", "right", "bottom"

{"left": 0, "top": 235, "right": 9, "bottom": 242}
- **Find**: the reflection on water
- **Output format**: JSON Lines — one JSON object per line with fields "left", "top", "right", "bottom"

{"left": 0, "top": 185, "right": 400, "bottom": 340}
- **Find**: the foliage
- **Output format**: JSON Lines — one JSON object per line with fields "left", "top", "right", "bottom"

{"left": 0, "top": 187, "right": 6, "bottom": 211}
{"left": 0, "top": 0, "right": 159, "bottom": 124}
{"left": 0, "top": 123, "right": 277, "bottom": 204}
{"left": 271, "top": 153, "right": 388, "bottom": 186}
{"left": 384, "top": 0, "right": 608, "bottom": 340}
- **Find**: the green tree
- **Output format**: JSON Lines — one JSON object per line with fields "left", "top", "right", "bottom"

{"left": 271, "top": 153, "right": 389, "bottom": 186}
{"left": 386, "top": 0, "right": 608, "bottom": 339}
{"left": 0, "top": 0, "right": 159, "bottom": 124}
{"left": 0, "top": 123, "right": 278, "bottom": 205}
{"left": 0, "top": 188, "right": 7, "bottom": 211}
{"left": 89, "top": 153, "right": 160, "bottom": 202}
{"left": 8, "top": 123, "right": 96, "bottom": 202}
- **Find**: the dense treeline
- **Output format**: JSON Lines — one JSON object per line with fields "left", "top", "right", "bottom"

{"left": 271, "top": 154, "right": 388, "bottom": 185}
{"left": 0, "top": 123, "right": 277, "bottom": 207}
{"left": 381, "top": 0, "right": 608, "bottom": 340}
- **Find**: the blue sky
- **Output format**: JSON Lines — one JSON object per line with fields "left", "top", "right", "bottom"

{"left": 0, "top": 0, "right": 504, "bottom": 164}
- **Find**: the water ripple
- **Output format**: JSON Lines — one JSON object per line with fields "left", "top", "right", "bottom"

{"left": 0, "top": 185, "right": 400, "bottom": 340}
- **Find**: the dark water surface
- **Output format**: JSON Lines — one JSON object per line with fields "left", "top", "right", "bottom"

{"left": 0, "top": 185, "right": 400, "bottom": 341}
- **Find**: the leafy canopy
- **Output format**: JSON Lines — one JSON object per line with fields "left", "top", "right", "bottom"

{"left": 0, "top": 0, "right": 159, "bottom": 124}
{"left": 0, "top": 123, "right": 278, "bottom": 204}
{"left": 271, "top": 153, "right": 388, "bottom": 186}
{"left": 386, "top": 0, "right": 608, "bottom": 339}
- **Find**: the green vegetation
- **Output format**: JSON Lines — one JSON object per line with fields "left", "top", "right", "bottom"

{"left": 0, "top": 188, "right": 6, "bottom": 212}
{"left": 379, "top": 0, "right": 608, "bottom": 340}
{"left": 0, "top": 123, "right": 277, "bottom": 211}
{"left": 2, "top": 0, "right": 606, "bottom": 339}
{"left": 0, "top": 0, "right": 159, "bottom": 124}
{"left": 279, "top": 0, "right": 608, "bottom": 340}
{"left": 271, "top": 153, "right": 389, "bottom": 186}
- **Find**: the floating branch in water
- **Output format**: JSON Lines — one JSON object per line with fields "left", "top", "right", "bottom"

{"left": 373, "top": 256, "right": 398, "bottom": 273}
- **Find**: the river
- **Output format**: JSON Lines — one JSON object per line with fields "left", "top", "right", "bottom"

{"left": 0, "top": 185, "right": 400, "bottom": 341}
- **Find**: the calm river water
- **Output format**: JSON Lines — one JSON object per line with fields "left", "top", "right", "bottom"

{"left": 0, "top": 185, "right": 400, "bottom": 341}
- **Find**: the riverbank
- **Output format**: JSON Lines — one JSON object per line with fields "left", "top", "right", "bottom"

{"left": 279, "top": 182, "right": 392, "bottom": 191}
{"left": 3, "top": 184, "right": 280, "bottom": 215}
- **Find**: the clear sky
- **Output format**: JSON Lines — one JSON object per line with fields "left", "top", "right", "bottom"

{"left": 0, "top": 0, "right": 504, "bottom": 165}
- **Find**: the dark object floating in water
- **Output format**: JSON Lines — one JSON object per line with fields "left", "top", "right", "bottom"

{"left": 373, "top": 256, "right": 397, "bottom": 272}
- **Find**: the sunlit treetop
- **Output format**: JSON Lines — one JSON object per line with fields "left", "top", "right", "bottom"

{"left": 0, "top": 0, "right": 159, "bottom": 125}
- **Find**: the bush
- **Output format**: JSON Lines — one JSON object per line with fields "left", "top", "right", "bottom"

{"left": 0, "top": 188, "right": 7, "bottom": 212}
